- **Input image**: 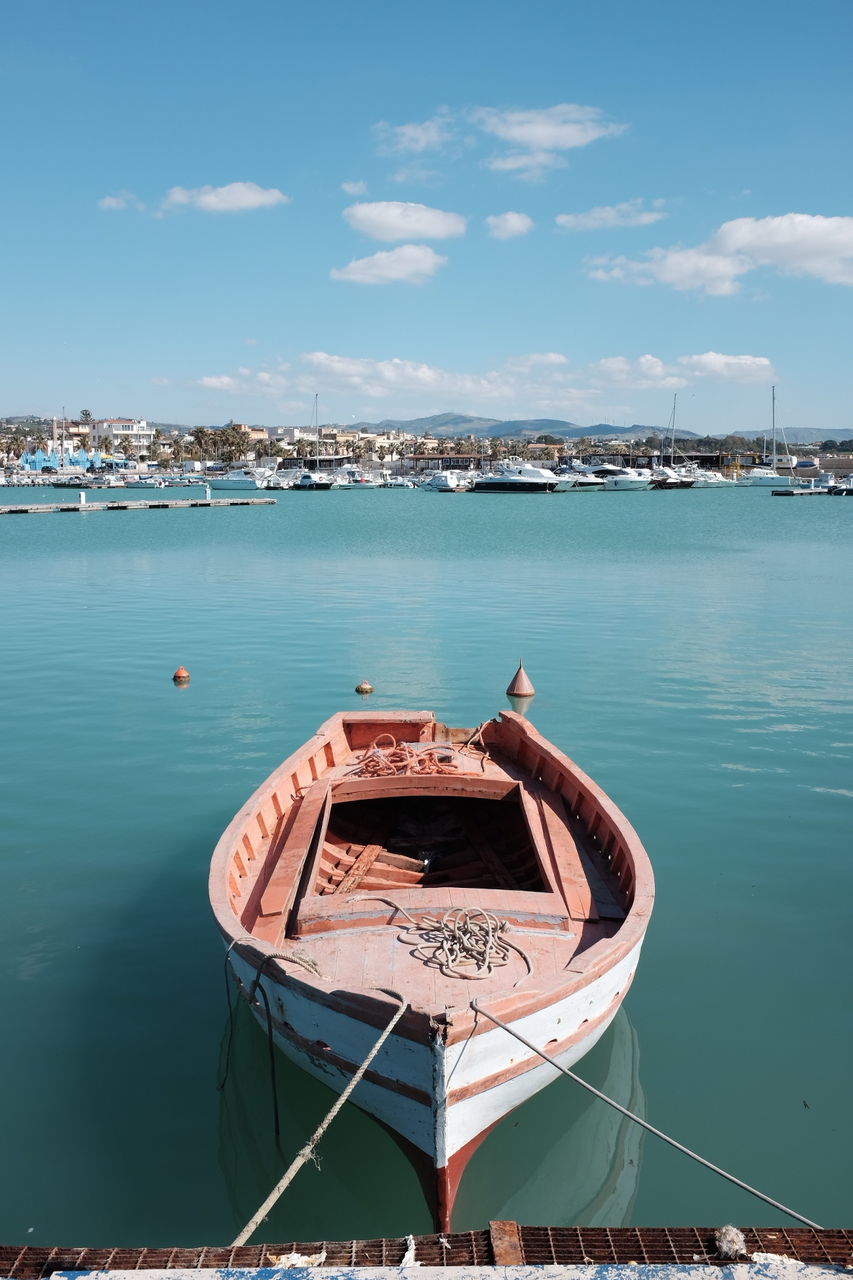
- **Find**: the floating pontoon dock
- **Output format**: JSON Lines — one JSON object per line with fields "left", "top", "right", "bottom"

{"left": 0, "top": 498, "right": 276, "bottom": 515}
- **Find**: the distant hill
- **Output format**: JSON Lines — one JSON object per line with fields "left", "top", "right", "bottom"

{"left": 351, "top": 412, "right": 502, "bottom": 435}
{"left": 706, "top": 426, "right": 833, "bottom": 445}
{"left": 349, "top": 413, "right": 668, "bottom": 440}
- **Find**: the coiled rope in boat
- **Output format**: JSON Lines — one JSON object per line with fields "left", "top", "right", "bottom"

{"left": 346, "top": 729, "right": 490, "bottom": 779}
{"left": 365, "top": 898, "right": 531, "bottom": 983}
{"left": 472, "top": 998, "right": 824, "bottom": 1231}
{"left": 403, "top": 906, "right": 529, "bottom": 981}
{"left": 231, "top": 990, "right": 408, "bottom": 1247}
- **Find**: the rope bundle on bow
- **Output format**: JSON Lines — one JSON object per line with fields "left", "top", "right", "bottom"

{"left": 348, "top": 733, "right": 466, "bottom": 778}
{"left": 397, "top": 906, "right": 531, "bottom": 982}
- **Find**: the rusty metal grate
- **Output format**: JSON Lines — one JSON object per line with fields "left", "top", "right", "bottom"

{"left": 2, "top": 1225, "right": 852, "bottom": 1276}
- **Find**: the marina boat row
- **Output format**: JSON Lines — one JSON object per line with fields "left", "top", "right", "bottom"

{"left": 2, "top": 460, "right": 847, "bottom": 492}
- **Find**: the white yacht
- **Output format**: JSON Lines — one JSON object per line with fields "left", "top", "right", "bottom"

{"left": 330, "top": 465, "right": 379, "bottom": 488}
{"left": 472, "top": 459, "right": 572, "bottom": 493}
{"left": 420, "top": 469, "right": 474, "bottom": 492}
{"left": 650, "top": 465, "right": 694, "bottom": 490}
{"left": 557, "top": 465, "right": 606, "bottom": 491}
{"left": 292, "top": 469, "right": 334, "bottom": 490}
{"left": 600, "top": 467, "right": 652, "bottom": 491}
{"left": 207, "top": 467, "right": 273, "bottom": 491}
{"left": 737, "top": 465, "right": 798, "bottom": 488}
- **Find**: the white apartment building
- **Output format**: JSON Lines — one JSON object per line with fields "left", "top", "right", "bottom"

{"left": 93, "top": 418, "right": 154, "bottom": 452}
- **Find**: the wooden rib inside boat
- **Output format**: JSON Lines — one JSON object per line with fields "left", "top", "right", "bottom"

{"left": 210, "top": 709, "right": 654, "bottom": 1230}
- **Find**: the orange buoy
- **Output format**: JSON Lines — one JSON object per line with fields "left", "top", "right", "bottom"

{"left": 506, "top": 659, "right": 534, "bottom": 698}
{"left": 173, "top": 666, "right": 191, "bottom": 684}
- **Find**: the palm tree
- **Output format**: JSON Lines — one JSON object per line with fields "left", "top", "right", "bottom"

{"left": 191, "top": 427, "right": 213, "bottom": 459}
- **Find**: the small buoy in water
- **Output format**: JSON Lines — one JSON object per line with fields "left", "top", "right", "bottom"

{"left": 506, "top": 659, "right": 534, "bottom": 698}
{"left": 355, "top": 679, "right": 374, "bottom": 695}
{"left": 173, "top": 666, "right": 191, "bottom": 685}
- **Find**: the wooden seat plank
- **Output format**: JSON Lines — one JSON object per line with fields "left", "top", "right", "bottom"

{"left": 519, "top": 784, "right": 597, "bottom": 921}
{"left": 334, "top": 842, "right": 386, "bottom": 893}
{"left": 258, "top": 779, "right": 331, "bottom": 917}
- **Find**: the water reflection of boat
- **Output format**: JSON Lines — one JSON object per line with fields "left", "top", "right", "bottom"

{"left": 456, "top": 1007, "right": 645, "bottom": 1228}
{"left": 217, "top": 999, "right": 644, "bottom": 1239}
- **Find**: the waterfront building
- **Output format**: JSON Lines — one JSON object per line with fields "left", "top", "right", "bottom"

{"left": 93, "top": 418, "right": 154, "bottom": 453}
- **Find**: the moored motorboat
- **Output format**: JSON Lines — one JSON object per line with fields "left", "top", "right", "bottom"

{"left": 472, "top": 459, "right": 572, "bottom": 493}
{"left": 419, "top": 469, "right": 474, "bottom": 492}
{"left": 209, "top": 708, "right": 654, "bottom": 1229}
{"left": 292, "top": 469, "right": 334, "bottom": 490}
{"left": 601, "top": 467, "right": 652, "bottom": 491}
{"left": 208, "top": 467, "right": 273, "bottom": 491}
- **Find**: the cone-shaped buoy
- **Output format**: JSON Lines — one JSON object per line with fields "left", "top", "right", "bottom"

{"left": 355, "top": 679, "right": 374, "bottom": 695}
{"left": 506, "top": 659, "right": 534, "bottom": 698}
{"left": 173, "top": 666, "right": 191, "bottom": 685}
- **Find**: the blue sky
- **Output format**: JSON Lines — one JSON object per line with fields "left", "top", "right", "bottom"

{"left": 3, "top": 0, "right": 852, "bottom": 433}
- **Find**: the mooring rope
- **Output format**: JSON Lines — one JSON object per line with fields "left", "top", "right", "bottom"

{"left": 231, "top": 990, "right": 408, "bottom": 1247}
{"left": 471, "top": 999, "right": 823, "bottom": 1230}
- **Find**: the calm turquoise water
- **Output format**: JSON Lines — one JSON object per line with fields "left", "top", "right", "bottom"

{"left": 1, "top": 485, "right": 851, "bottom": 1244}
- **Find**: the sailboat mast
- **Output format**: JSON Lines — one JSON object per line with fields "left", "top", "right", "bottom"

{"left": 314, "top": 393, "right": 319, "bottom": 471}
{"left": 670, "top": 393, "right": 677, "bottom": 466}
{"left": 771, "top": 384, "right": 777, "bottom": 470}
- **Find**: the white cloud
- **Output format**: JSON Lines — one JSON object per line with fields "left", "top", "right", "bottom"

{"left": 475, "top": 103, "right": 627, "bottom": 181}
{"left": 198, "top": 367, "right": 289, "bottom": 397}
{"left": 199, "top": 375, "right": 240, "bottom": 391}
{"left": 484, "top": 150, "right": 567, "bottom": 181}
{"left": 677, "top": 352, "right": 774, "bottom": 381}
{"left": 475, "top": 104, "right": 627, "bottom": 151}
{"left": 343, "top": 201, "right": 466, "bottom": 241}
{"left": 374, "top": 110, "right": 454, "bottom": 154}
{"left": 486, "top": 211, "right": 534, "bottom": 239}
{"left": 195, "top": 346, "right": 773, "bottom": 416}
{"left": 588, "top": 213, "right": 853, "bottom": 294}
{"left": 505, "top": 353, "right": 568, "bottom": 372}
{"left": 556, "top": 199, "right": 667, "bottom": 231}
{"left": 301, "top": 351, "right": 520, "bottom": 401}
{"left": 371, "top": 102, "right": 626, "bottom": 183}
{"left": 389, "top": 165, "right": 442, "bottom": 186}
{"left": 98, "top": 190, "right": 145, "bottom": 211}
{"left": 330, "top": 244, "right": 448, "bottom": 285}
{"left": 161, "top": 182, "right": 290, "bottom": 213}
{"left": 341, "top": 180, "right": 367, "bottom": 195}
{"left": 589, "top": 355, "right": 687, "bottom": 390}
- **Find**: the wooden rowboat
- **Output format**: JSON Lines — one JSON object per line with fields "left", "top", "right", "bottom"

{"left": 209, "top": 710, "right": 654, "bottom": 1229}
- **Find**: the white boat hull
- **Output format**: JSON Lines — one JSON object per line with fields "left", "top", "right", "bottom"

{"left": 208, "top": 477, "right": 268, "bottom": 490}
{"left": 227, "top": 933, "right": 643, "bottom": 1167}
{"left": 603, "top": 476, "right": 651, "bottom": 490}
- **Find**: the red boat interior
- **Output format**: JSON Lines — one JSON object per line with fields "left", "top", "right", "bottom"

{"left": 314, "top": 795, "right": 549, "bottom": 895}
